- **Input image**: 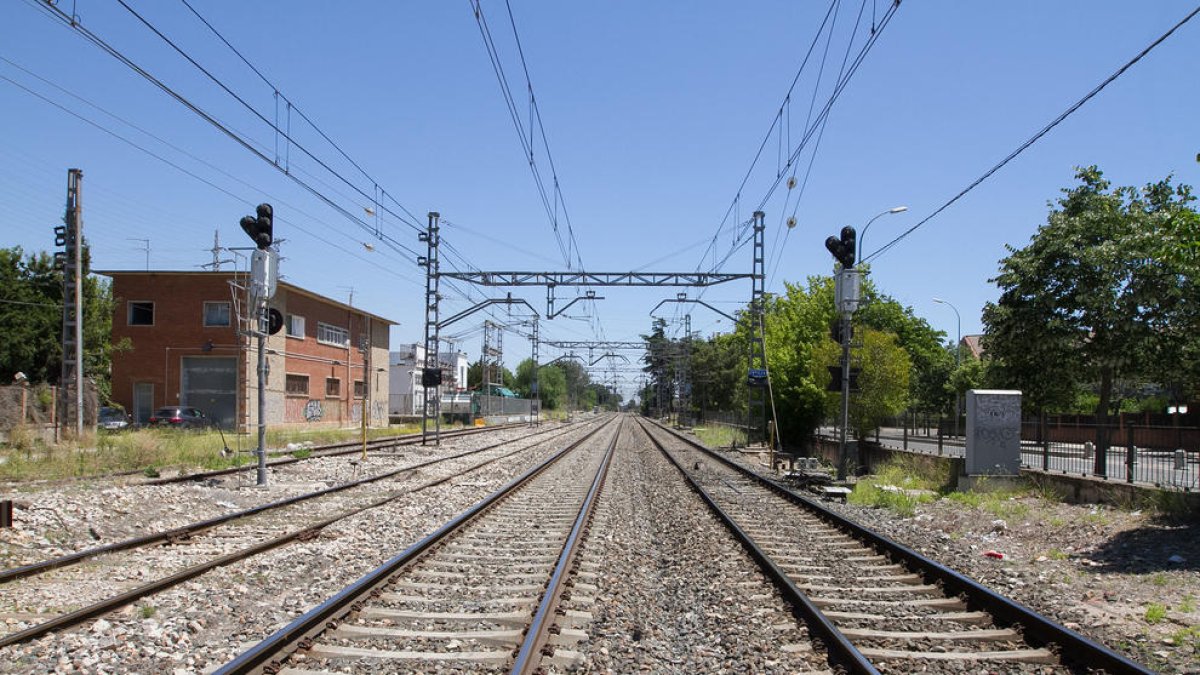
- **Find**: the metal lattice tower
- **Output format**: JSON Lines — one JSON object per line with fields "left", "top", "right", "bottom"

{"left": 530, "top": 318, "right": 540, "bottom": 426}
{"left": 59, "top": 169, "right": 84, "bottom": 439}
{"left": 420, "top": 212, "right": 441, "bottom": 444}
{"left": 679, "top": 313, "right": 692, "bottom": 426}
{"left": 747, "top": 211, "right": 767, "bottom": 445}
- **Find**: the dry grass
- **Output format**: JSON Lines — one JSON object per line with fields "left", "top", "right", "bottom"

{"left": 0, "top": 424, "right": 424, "bottom": 481}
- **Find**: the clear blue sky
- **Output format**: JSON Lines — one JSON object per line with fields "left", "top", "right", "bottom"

{"left": 3, "top": 1, "right": 1198, "bottom": 400}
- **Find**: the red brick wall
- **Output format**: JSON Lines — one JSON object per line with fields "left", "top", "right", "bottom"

{"left": 106, "top": 272, "right": 391, "bottom": 430}
{"left": 109, "top": 273, "right": 242, "bottom": 416}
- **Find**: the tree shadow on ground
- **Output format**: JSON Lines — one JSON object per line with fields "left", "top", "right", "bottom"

{"left": 1086, "top": 516, "right": 1200, "bottom": 573}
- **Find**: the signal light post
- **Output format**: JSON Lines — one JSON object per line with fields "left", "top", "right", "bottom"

{"left": 825, "top": 226, "right": 859, "bottom": 480}
{"left": 239, "top": 204, "right": 276, "bottom": 486}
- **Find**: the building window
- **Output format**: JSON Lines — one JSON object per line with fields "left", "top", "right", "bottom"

{"left": 203, "top": 301, "right": 231, "bottom": 327}
{"left": 285, "top": 374, "right": 309, "bottom": 396}
{"left": 325, "top": 378, "right": 340, "bottom": 397}
{"left": 317, "top": 322, "right": 349, "bottom": 347}
{"left": 128, "top": 301, "right": 154, "bottom": 326}
{"left": 286, "top": 314, "right": 305, "bottom": 338}
{"left": 354, "top": 380, "right": 365, "bottom": 398}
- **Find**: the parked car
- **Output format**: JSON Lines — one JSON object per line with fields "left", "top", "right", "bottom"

{"left": 148, "top": 406, "right": 211, "bottom": 429}
{"left": 98, "top": 406, "right": 132, "bottom": 431}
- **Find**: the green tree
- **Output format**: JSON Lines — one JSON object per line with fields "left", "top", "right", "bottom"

{"left": 467, "top": 359, "right": 514, "bottom": 391}
{"left": 815, "top": 328, "right": 911, "bottom": 438}
{"left": 855, "top": 272, "right": 950, "bottom": 413}
{"left": 0, "top": 246, "right": 117, "bottom": 400}
{"left": 689, "top": 332, "right": 743, "bottom": 418}
{"left": 513, "top": 358, "right": 567, "bottom": 409}
{"left": 982, "top": 167, "right": 1198, "bottom": 415}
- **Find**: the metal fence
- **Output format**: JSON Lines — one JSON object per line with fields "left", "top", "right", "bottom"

{"left": 854, "top": 413, "right": 1199, "bottom": 492}
{"left": 476, "top": 394, "right": 534, "bottom": 418}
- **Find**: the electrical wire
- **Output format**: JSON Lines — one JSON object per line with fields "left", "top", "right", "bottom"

{"left": 30, "top": 0, "right": 426, "bottom": 261}
{"left": 864, "top": 3, "right": 1200, "bottom": 264}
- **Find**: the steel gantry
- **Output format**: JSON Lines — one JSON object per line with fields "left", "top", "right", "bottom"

{"left": 419, "top": 210, "right": 768, "bottom": 442}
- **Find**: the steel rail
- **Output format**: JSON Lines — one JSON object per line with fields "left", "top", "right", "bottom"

{"left": 636, "top": 419, "right": 879, "bottom": 674}
{"left": 0, "top": 422, "right": 583, "bottom": 584}
{"left": 143, "top": 422, "right": 525, "bottom": 486}
{"left": 646, "top": 418, "right": 1155, "bottom": 675}
{"left": 511, "top": 418, "right": 619, "bottom": 674}
{"left": 214, "top": 416, "right": 618, "bottom": 675}
{"left": 0, "top": 423, "right": 597, "bottom": 649}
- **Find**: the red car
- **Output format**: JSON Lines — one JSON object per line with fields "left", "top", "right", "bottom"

{"left": 148, "top": 406, "right": 211, "bottom": 429}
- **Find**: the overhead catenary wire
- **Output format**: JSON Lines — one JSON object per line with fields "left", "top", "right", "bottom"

{"left": 28, "top": 0, "right": 426, "bottom": 265}
{"left": 0, "top": 70, "right": 417, "bottom": 285}
{"left": 112, "top": 0, "right": 424, "bottom": 234}
{"left": 695, "top": 0, "right": 899, "bottom": 308}
{"left": 863, "top": 2, "right": 1200, "bottom": 264}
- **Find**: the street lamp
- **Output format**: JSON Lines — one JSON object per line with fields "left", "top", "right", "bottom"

{"left": 858, "top": 206, "right": 907, "bottom": 265}
{"left": 933, "top": 297, "right": 962, "bottom": 439}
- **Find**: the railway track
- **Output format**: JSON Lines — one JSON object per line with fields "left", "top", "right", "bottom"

{"left": 0, "top": 419, "right": 601, "bottom": 650}
{"left": 639, "top": 418, "right": 1154, "bottom": 674}
{"left": 215, "top": 415, "right": 621, "bottom": 674}
{"left": 144, "top": 422, "right": 525, "bottom": 486}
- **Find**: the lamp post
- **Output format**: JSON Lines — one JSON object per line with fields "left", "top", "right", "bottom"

{"left": 857, "top": 206, "right": 907, "bottom": 265}
{"left": 933, "top": 297, "right": 962, "bottom": 439}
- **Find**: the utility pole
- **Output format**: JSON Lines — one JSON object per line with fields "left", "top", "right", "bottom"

{"left": 59, "top": 169, "right": 84, "bottom": 439}
{"left": 419, "top": 212, "right": 442, "bottom": 445}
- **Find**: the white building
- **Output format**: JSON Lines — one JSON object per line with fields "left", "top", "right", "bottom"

{"left": 388, "top": 343, "right": 469, "bottom": 417}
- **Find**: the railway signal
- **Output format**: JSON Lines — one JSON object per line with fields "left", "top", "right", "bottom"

{"left": 824, "top": 225, "right": 856, "bottom": 269}
{"left": 239, "top": 203, "right": 274, "bottom": 249}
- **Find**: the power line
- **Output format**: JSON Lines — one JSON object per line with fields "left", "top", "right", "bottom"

{"left": 175, "top": 0, "right": 425, "bottom": 232}
{"left": 0, "top": 71, "right": 416, "bottom": 284}
{"left": 30, "top": 0, "right": 424, "bottom": 263}
{"left": 697, "top": 0, "right": 900, "bottom": 282}
{"left": 865, "top": 3, "right": 1200, "bottom": 264}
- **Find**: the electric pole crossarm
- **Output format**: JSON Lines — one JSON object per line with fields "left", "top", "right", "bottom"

{"left": 442, "top": 271, "right": 752, "bottom": 287}
{"left": 649, "top": 297, "right": 738, "bottom": 322}
{"left": 436, "top": 296, "right": 539, "bottom": 331}
{"left": 547, "top": 291, "right": 603, "bottom": 319}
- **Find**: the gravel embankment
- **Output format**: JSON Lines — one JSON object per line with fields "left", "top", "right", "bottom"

{"left": 0, "top": 422, "right": 596, "bottom": 673}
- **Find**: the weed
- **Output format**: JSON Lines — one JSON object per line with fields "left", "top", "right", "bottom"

{"left": 1170, "top": 625, "right": 1200, "bottom": 647}
{"left": 848, "top": 480, "right": 935, "bottom": 517}
{"left": 946, "top": 491, "right": 984, "bottom": 508}
{"left": 1151, "top": 573, "right": 1169, "bottom": 587}
{"left": 1043, "top": 548, "right": 1069, "bottom": 561}
{"left": 1144, "top": 603, "right": 1167, "bottom": 624}
{"left": 139, "top": 605, "right": 157, "bottom": 619}
{"left": 1180, "top": 594, "right": 1196, "bottom": 613}
{"left": 693, "top": 425, "right": 746, "bottom": 450}
{"left": 143, "top": 466, "right": 160, "bottom": 478}
{"left": 1048, "top": 516, "right": 1066, "bottom": 528}
{"left": 292, "top": 448, "right": 312, "bottom": 459}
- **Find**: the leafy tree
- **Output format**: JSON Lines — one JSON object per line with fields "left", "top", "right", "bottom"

{"left": 0, "top": 246, "right": 118, "bottom": 400}
{"left": 814, "top": 328, "right": 911, "bottom": 438}
{"left": 512, "top": 358, "right": 567, "bottom": 409}
{"left": 855, "top": 272, "right": 950, "bottom": 413}
{"left": 467, "top": 359, "right": 514, "bottom": 390}
{"left": 982, "top": 167, "right": 1199, "bottom": 415}
{"left": 641, "top": 318, "right": 675, "bottom": 415}
{"left": 689, "top": 332, "right": 743, "bottom": 418}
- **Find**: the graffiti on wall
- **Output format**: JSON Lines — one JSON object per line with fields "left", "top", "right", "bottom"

{"left": 304, "top": 399, "right": 324, "bottom": 422}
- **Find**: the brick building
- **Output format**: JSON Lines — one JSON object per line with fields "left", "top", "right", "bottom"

{"left": 100, "top": 271, "right": 394, "bottom": 431}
